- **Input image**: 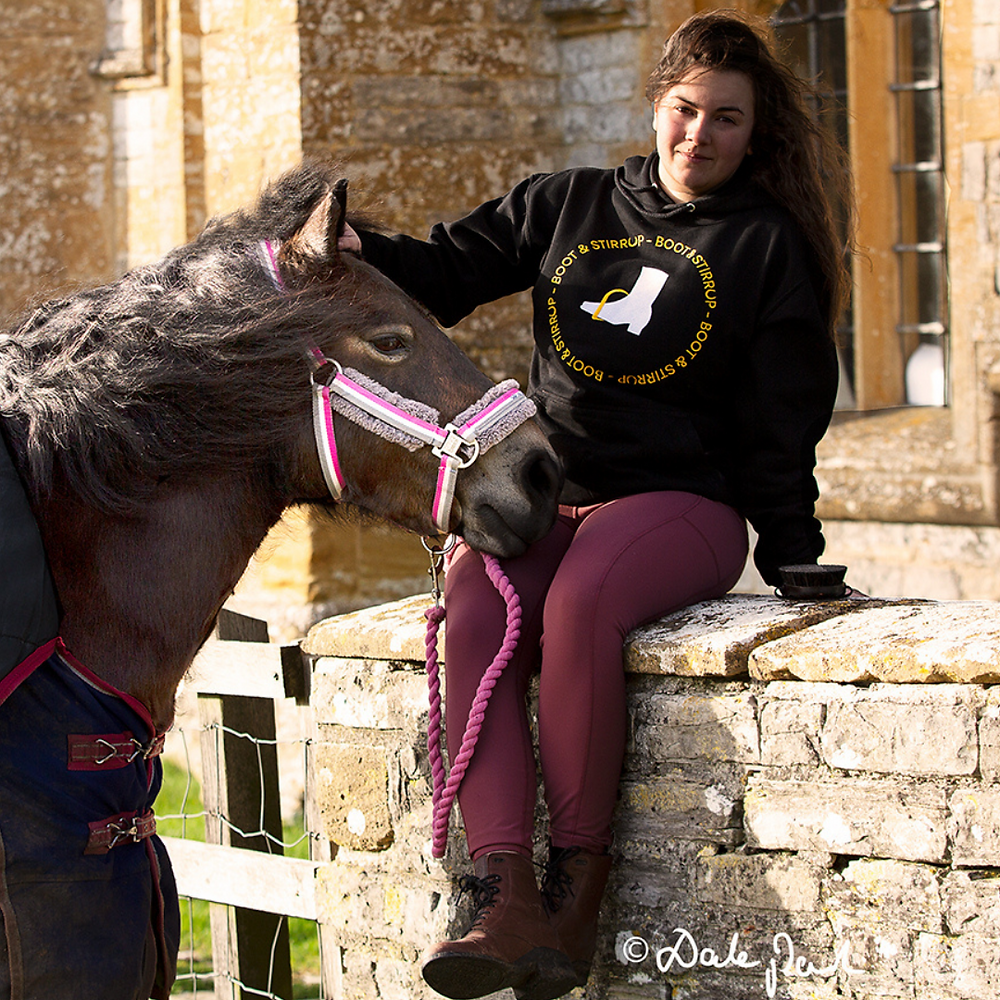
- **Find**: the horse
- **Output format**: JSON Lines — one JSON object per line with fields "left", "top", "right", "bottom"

{"left": 0, "top": 160, "right": 561, "bottom": 1000}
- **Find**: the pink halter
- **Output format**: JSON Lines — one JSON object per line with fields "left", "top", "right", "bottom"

{"left": 260, "top": 240, "right": 536, "bottom": 534}
{"left": 263, "top": 239, "right": 531, "bottom": 856}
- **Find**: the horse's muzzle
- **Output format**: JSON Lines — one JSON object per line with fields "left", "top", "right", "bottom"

{"left": 456, "top": 439, "right": 563, "bottom": 558}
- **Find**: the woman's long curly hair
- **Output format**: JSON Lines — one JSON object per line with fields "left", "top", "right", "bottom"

{"left": 646, "top": 9, "right": 856, "bottom": 332}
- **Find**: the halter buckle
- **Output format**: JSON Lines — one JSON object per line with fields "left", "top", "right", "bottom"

{"left": 433, "top": 425, "right": 480, "bottom": 468}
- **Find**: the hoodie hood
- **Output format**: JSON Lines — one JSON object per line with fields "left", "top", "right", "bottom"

{"left": 615, "top": 151, "right": 773, "bottom": 221}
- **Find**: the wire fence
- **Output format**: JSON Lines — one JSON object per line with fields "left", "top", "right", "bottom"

{"left": 160, "top": 681, "right": 326, "bottom": 1000}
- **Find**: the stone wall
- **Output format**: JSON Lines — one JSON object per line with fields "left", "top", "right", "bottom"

{"left": 0, "top": 0, "right": 114, "bottom": 319}
{"left": 299, "top": 592, "right": 1000, "bottom": 999}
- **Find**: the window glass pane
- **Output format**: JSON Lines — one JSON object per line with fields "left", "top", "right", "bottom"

{"left": 912, "top": 89, "right": 940, "bottom": 161}
{"left": 896, "top": 90, "right": 941, "bottom": 164}
{"left": 772, "top": 0, "right": 853, "bottom": 403}
{"left": 916, "top": 253, "right": 943, "bottom": 327}
{"left": 895, "top": 10, "right": 938, "bottom": 86}
{"left": 817, "top": 17, "right": 847, "bottom": 94}
{"left": 897, "top": 170, "right": 944, "bottom": 245}
{"left": 778, "top": 22, "right": 811, "bottom": 83}
{"left": 779, "top": 0, "right": 811, "bottom": 17}
{"left": 909, "top": 10, "right": 938, "bottom": 82}
{"left": 893, "top": 0, "right": 947, "bottom": 403}
{"left": 897, "top": 252, "right": 942, "bottom": 330}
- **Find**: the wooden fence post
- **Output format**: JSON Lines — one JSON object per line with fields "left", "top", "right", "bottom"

{"left": 198, "top": 610, "right": 294, "bottom": 1000}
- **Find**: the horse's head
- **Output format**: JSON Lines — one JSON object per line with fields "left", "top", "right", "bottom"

{"left": 269, "top": 173, "right": 561, "bottom": 557}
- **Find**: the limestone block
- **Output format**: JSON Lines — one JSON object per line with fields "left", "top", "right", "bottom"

{"left": 375, "top": 956, "right": 433, "bottom": 1000}
{"left": 760, "top": 682, "right": 981, "bottom": 775}
{"left": 352, "top": 74, "right": 559, "bottom": 112}
{"left": 978, "top": 688, "right": 1000, "bottom": 779}
{"left": 314, "top": 742, "right": 393, "bottom": 850}
{"left": 311, "top": 657, "right": 429, "bottom": 729}
{"left": 817, "top": 685, "right": 979, "bottom": 776}
{"left": 316, "top": 864, "right": 382, "bottom": 937}
{"left": 760, "top": 686, "right": 827, "bottom": 765}
{"left": 624, "top": 595, "right": 862, "bottom": 678}
{"left": 354, "top": 106, "right": 525, "bottom": 145}
{"left": 819, "top": 918, "right": 914, "bottom": 996}
{"left": 340, "top": 948, "right": 380, "bottom": 1000}
{"left": 560, "top": 64, "right": 636, "bottom": 105}
{"left": 948, "top": 787, "right": 1000, "bottom": 866}
{"left": 315, "top": 863, "right": 444, "bottom": 947}
{"left": 941, "top": 870, "right": 1000, "bottom": 936}
{"left": 304, "top": 594, "right": 434, "bottom": 661}
{"left": 562, "top": 103, "right": 646, "bottom": 144}
{"left": 744, "top": 777, "right": 948, "bottom": 863}
{"left": 696, "top": 853, "right": 823, "bottom": 913}
{"left": 616, "top": 774, "right": 743, "bottom": 847}
{"left": 963, "top": 140, "right": 989, "bottom": 200}
{"left": 915, "top": 930, "right": 1000, "bottom": 999}
{"left": 323, "top": 24, "right": 555, "bottom": 77}
{"left": 558, "top": 27, "right": 642, "bottom": 75}
{"left": 606, "top": 846, "right": 704, "bottom": 906}
{"left": 748, "top": 601, "right": 1000, "bottom": 683}
{"left": 632, "top": 691, "right": 759, "bottom": 763}
{"left": 973, "top": 23, "right": 1000, "bottom": 61}
{"left": 824, "top": 859, "right": 943, "bottom": 932}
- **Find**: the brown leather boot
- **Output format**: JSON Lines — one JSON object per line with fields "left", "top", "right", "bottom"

{"left": 514, "top": 845, "right": 613, "bottom": 1000}
{"left": 421, "top": 852, "right": 578, "bottom": 1000}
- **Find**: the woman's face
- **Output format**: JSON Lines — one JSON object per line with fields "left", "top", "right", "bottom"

{"left": 652, "top": 68, "right": 755, "bottom": 202}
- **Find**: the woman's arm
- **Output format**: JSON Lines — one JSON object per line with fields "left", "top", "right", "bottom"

{"left": 728, "top": 243, "right": 840, "bottom": 587}
{"left": 350, "top": 175, "right": 552, "bottom": 328}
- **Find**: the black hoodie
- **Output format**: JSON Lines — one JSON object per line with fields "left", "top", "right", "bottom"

{"left": 358, "top": 152, "right": 839, "bottom": 585}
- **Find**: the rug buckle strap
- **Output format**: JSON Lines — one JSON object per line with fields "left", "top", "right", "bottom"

{"left": 68, "top": 731, "right": 164, "bottom": 770}
{"left": 85, "top": 809, "right": 157, "bottom": 855}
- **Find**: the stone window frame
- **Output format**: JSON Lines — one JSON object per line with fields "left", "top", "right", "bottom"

{"left": 92, "top": 0, "right": 165, "bottom": 84}
{"left": 771, "top": 0, "right": 948, "bottom": 412}
{"left": 541, "top": 0, "right": 648, "bottom": 35}
{"left": 748, "top": 0, "right": 997, "bottom": 529}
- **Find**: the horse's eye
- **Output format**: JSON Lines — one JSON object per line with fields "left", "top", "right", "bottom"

{"left": 370, "top": 332, "right": 409, "bottom": 355}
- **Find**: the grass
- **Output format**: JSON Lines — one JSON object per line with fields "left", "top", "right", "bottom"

{"left": 157, "top": 759, "right": 322, "bottom": 997}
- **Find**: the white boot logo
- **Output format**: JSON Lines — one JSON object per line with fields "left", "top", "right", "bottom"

{"left": 580, "top": 266, "right": 669, "bottom": 336}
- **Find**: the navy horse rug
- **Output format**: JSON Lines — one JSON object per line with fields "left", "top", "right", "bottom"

{"left": 0, "top": 436, "right": 178, "bottom": 1000}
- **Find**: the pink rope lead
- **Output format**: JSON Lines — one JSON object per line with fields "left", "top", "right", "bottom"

{"left": 424, "top": 552, "right": 522, "bottom": 858}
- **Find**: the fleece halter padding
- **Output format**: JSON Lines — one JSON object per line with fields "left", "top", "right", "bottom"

{"left": 260, "top": 239, "right": 537, "bottom": 534}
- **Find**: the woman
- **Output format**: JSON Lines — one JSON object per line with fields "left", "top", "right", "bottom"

{"left": 342, "top": 11, "right": 854, "bottom": 1000}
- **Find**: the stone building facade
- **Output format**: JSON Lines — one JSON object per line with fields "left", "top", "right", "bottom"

{"left": 3, "top": 0, "right": 1000, "bottom": 631}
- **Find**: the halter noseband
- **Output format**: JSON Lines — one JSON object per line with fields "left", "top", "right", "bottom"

{"left": 260, "top": 240, "right": 537, "bottom": 534}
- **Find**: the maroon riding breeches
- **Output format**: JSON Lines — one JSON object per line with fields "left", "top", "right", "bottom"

{"left": 442, "top": 490, "right": 749, "bottom": 858}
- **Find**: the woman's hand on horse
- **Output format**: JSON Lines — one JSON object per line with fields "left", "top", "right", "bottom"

{"left": 339, "top": 223, "right": 362, "bottom": 254}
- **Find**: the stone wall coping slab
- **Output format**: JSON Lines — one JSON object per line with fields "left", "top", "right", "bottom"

{"left": 749, "top": 600, "right": 1000, "bottom": 683}
{"left": 303, "top": 594, "right": 435, "bottom": 662}
{"left": 301, "top": 592, "right": 1000, "bottom": 686}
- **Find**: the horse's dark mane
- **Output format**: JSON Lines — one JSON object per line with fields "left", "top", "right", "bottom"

{"left": 0, "top": 160, "right": 365, "bottom": 513}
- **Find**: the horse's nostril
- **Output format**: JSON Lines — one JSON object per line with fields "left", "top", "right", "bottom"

{"left": 522, "top": 449, "right": 561, "bottom": 502}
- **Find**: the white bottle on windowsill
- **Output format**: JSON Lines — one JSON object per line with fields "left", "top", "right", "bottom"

{"left": 905, "top": 339, "right": 946, "bottom": 406}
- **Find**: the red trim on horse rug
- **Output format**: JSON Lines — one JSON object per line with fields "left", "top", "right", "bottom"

{"left": 0, "top": 643, "right": 178, "bottom": 1000}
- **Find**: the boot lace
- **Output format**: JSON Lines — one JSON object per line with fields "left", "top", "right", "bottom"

{"left": 539, "top": 846, "right": 580, "bottom": 915}
{"left": 456, "top": 872, "right": 501, "bottom": 928}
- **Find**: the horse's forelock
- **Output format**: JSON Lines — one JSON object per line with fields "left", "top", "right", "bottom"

{"left": 0, "top": 248, "right": 351, "bottom": 513}
{"left": 0, "top": 158, "right": 381, "bottom": 512}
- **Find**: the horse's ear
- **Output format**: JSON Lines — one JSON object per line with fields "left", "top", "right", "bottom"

{"left": 331, "top": 178, "right": 348, "bottom": 244}
{"left": 280, "top": 179, "right": 349, "bottom": 281}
